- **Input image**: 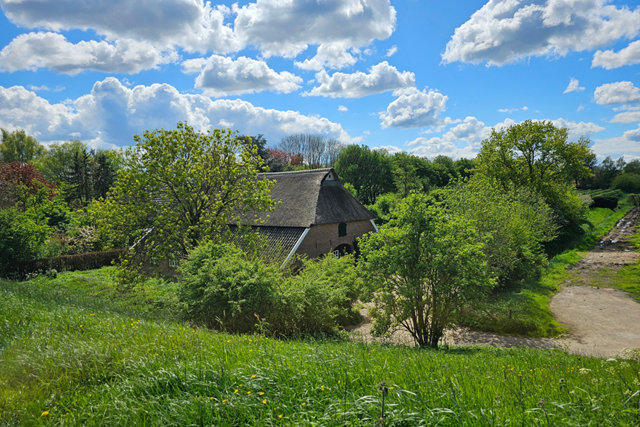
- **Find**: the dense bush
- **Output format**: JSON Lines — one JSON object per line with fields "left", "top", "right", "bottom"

{"left": 178, "top": 243, "right": 279, "bottom": 333}
{"left": 0, "top": 208, "right": 50, "bottom": 274}
{"left": 611, "top": 173, "right": 640, "bottom": 193}
{"left": 582, "top": 189, "right": 623, "bottom": 209}
{"left": 178, "top": 241, "right": 361, "bottom": 336}
{"left": 271, "top": 254, "right": 361, "bottom": 335}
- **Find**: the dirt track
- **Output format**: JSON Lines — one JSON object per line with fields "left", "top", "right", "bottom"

{"left": 349, "top": 207, "right": 640, "bottom": 358}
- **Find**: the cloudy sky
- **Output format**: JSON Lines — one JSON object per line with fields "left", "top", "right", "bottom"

{"left": 1, "top": 0, "right": 640, "bottom": 160}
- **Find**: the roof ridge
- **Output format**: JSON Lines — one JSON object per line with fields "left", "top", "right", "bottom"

{"left": 262, "top": 168, "right": 332, "bottom": 175}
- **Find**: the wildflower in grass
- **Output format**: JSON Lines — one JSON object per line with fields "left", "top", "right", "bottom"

{"left": 252, "top": 375, "right": 256, "bottom": 378}
{"left": 247, "top": 391, "right": 251, "bottom": 395}
{"left": 302, "top": 402, "right": 306, "bottom": 406}
{"left": 279, "top": 414, "right": 283, "bottom": 418}
{"left": 259, "top": 392, "right": 264, "bottom": 395}
{"left": 262, "top": 399, "right": 267, "bottom": 404}
{"left": 223, "top": 399, "right": 227, "bottom": 402}
{"left": 234, "top": 389, "right": 239, "bottom": 394}
{"left": 321, "top": 385, "right": 324, "bottom": 391}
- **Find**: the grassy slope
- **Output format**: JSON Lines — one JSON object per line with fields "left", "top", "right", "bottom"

{"left": 458, "top": 206, "right": 633, "bottom": 337}
{"left": 1, "top": 274, "right": 640, "bottom": 426}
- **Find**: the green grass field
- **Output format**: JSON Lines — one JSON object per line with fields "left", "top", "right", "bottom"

{"left": 2, "top": 272, "right": 640, "bottom": 426}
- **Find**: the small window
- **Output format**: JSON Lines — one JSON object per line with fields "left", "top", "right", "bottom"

{"left": 168, "top": 258, "right": 180, "bottom": 268}
{"left": 338, "top": 222, "right": 347, "bottom": 237}
{"left": 333, "top": 250, "right": 341, "bottom": 258}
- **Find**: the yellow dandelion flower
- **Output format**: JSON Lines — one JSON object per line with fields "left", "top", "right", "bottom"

{"left": 321, "top": 385, "right": 324, "bottom": 391}
{"left": 227, "top": 340, "right": 230, "bottom": 343}
{"left": 41, "top": 411, "right": 49, "bottom": 416}
{"left": 250, "top": 349, "right": 253, "bottom": 352}
{"left": 262, "top": 399, "right": 267, "bottom": 404}
{"left": 223, "top": 399, "right": 227, "bottom": 402}
{"left": 210, "top": 397, "right": 214, "bottom": 400}
{"left": 252, "top": 375, "right": 256, "bottom": 378}
{"left": 259, "top": 392, "right": 264, "bottom": 395}
{"left": 234, "top": 389, "right": 239, "bottom": 393}
{"left": 279, "top": 414, "right": 283, "bottom": 418}
{"left": 302, "top": 402, "right": 306, "bottom": 406}
{"left": 247, "top": 391, "right": 251, "bottom": 395}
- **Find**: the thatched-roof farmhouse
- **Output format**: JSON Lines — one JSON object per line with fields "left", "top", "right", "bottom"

{"left": 248, "top": 168, "right": 377, "bottom": 267}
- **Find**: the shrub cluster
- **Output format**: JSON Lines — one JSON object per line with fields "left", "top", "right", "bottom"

{"left": 581, "top": 189, "right": 624, "bottom": 209}
{"left": 178, "top": 242, "right": 360, "bottom": 336}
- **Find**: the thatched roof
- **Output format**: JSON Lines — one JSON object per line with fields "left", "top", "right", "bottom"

{"left": 252, "top": 168, "right": 375, "bottom": 228}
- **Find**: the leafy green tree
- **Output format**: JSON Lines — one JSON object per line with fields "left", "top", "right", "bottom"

{"left": 0, "top": 129, "right": 45, "bottom": 163}
{"left": 334, "top": 145, "right": 395, "bottom": 205}
{"left": 598, "top": 156, "right": 626, "bottom": 189}
{"left": 612, "top": 173, "right": 640, "bottom": 193}
{"left": 443, "top": 178, "right": 557, "bottom": 286}
{"left": 476, "top": 120, "right": 593, "bottom": 227}
{"left": 90, "top": 122, "right": 275, "bottom": 257}
{"left": 392, "top": 152, "right": 424, "bottom": 197}
{"left": 359, "top": 193, "right": 494, "bottom": 348}
{"left": 624, "top": 160, "right": 640, "bottom": 175}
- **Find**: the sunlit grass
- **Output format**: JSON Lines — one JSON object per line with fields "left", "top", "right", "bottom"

{"left": 2, "top": 276, "right": 640, "bottom": 426}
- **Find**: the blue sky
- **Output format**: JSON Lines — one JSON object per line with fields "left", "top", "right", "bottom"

{"left": 1, "top": 0, "right": 640, "bottom": 160}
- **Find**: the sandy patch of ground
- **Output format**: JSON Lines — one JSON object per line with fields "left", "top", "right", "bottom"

{"left": 348, "top": 207, "right": 640, "bottom": 358}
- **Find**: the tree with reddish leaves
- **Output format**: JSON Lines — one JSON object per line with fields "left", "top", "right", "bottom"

{"left": 0, "top": 162, "right": 57, "bottom": 210}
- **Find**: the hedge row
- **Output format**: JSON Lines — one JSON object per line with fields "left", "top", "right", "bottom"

{"left": 7, "top": 249, "right": 126, "bottom": 280}
{"left": 581, "top": 189, "right": 624, "bottom": 209}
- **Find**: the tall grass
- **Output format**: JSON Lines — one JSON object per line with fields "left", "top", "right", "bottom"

{"left": 2, "top": 275, "right": 640, "bottom": 426}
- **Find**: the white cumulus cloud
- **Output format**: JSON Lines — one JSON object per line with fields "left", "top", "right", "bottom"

{"left": 591, "top": 125, "right": 640, "bottom": 159}
{"left": 338, "top": 105, "right": 348, "bottom": 112}
{"left": 594, "top": 81, "right": 640, "bottom": 105}
{"left": 0, "top": 32, "right": 178, "bottom": 75}
{"left": 233, "top": 0, "right": 396, "bottom": 58}
{"left": 380, "top": 88, "right": 448, "bottom": 129}
{"left": 442, "top": 0, "right": 640, "bottom": 66}
{"left": 564, "top": 78, "right": 585, "bottom": 94}
{"left": 611, "top": 111, "right": 640, "bottom": 123}
{"left": 294, "top": 43, "right": 358, "bottom": 71}
{"left": 0, "top": 78, "right": 358, "bottom": 147}
{"left": 0, "top": 0, "right": 240, "bottom": 53}
{"left": 305, "top": 61, "right": 415, "bottom": 98}
{"left": 593, "top": 40, "right": 640, "bottom": 69}
{"left": 182, "top": 55, "right": 302, "bottom": 97}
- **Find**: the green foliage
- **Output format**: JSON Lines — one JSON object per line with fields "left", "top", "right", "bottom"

{"left": 612, "top": 173, "right": 640, "bottom": 193}
{"left": 365, "top": 192, "right": 400, "bottom": 225}
{"left": 333, "top": 144, "right": 395, "bottom": 205}
{"left": 90, "top": 122, "right": 275, "bottom": 256}
{"left": 359, "top": 193, "right": 494, "bottom": 348}
{"left": 476, "top": 120, "right": 593, "bottom": 228}
{"left": 459, "top": 205, "right": 632, "bottom": 336}
{"left": 444, "top": 178, "right": 558, "bottom": 286}
{"left": 579, "top": 189, "right": 623, "bottom": 210}
{"left": 178, "top": 242, "right": 361, "bottom": 336}
{"left": 178, "top": 243, "right": 279, "bottom": 333}
{"left": 0, "top": 128, "right": 45, "bottom": 163}
{"left": 0, "top": 208, "right": 50, "bottom": 270}
{"left": 3, "top": 272, "right": 640, "bottom": 426}
{"left": 271, "top": 254, "right": 361, "bottom": 335}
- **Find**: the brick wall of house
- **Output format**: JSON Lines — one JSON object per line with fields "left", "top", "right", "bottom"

{"left": 295, "top": 220, "right": 376, "bottom": 259}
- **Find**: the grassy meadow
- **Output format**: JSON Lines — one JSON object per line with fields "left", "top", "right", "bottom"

{"left": 2, "top": 270, "right": 640, "bottom": 426}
